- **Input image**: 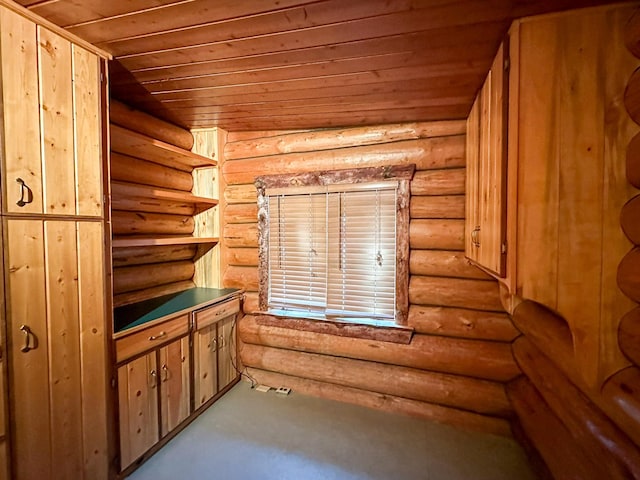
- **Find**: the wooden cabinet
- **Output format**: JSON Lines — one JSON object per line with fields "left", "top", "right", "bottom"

{"left": 116, "top": 324, "right": 191, "bottom": 470}
{"left": 465, "top": 40, "right": 509, "bottom": 277}
{"left": 0, "top": 5, "right": 110, "bottom": 480}
{"left": 114, "top": 290, "right": 241, "bottom": 473}
{"left": 193, "top": 298, "right": 240, "bottom": 409}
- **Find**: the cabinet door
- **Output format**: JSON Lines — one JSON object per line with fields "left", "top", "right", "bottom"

{"left": 5, "top": 219, "right": 108, "bottom": 480}
{"left": 217, "top": 314, "right": 238, "bottom": 391}
{"left": 465, "top": 41, "right": 508, "bottom": 276}
{"left": 194, "top": 324, "right": 218, "bottom": 409}
{"left": 0, "top": 8, "right": 103, "bottom": 217}
{"left": 159, "top": 337, "right": 191, "bottom": 436}
{"left": 118, "top": 353, "right": 159, "bottom": 469}
{"left": 0, "top": 8, "right": 43, "bottom": 214}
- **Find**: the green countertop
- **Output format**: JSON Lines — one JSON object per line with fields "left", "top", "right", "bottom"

{"left": 114, "top": 287, "right": 241, "bottom": 333}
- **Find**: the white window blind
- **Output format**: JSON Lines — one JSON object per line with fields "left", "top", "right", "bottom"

{"left": 267, "top": 183, "right": 397, "bottom": 320}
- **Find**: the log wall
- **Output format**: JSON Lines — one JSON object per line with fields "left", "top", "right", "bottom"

{"left": 110, "top": 102, "right": 200, "bottom": 307}
{"left": 220, "top": 121, "right": 520, "bottom": 434}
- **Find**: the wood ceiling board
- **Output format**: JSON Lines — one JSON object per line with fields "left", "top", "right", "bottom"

{"left": 66, "top": 0, "right": 322, "bottom": 45}
{"left": 114, "top": 5, "right": 510, "bottom": 71}
{"left": 97, "top": 0, "right": 445, "bottom": 56}
{"left": 22, "top": 0, "right": 181, "bottom": 28}
{"left": 109, "top": 27, "right": 502, "bottom": 85}
{"left": 195, "top": 106, "right": 473, "bottom": 131}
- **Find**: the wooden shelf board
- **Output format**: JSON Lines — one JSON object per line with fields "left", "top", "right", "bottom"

{"left": 111, "top": 181, "right": 218, "bottom": 212}
{"left": 110, "top": 124, "right": 216, "bottom": 171}
{"left": 112, "top": 236, "right": 219, "bottom": 248}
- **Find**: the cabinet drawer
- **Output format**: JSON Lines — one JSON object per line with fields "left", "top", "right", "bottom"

{"left": 195, "top": 299, "right": 240, "bottom": 330}
{"left": 116, "top": 314, "right": 189, "bottom": 363}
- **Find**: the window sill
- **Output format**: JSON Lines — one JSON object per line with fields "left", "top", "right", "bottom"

{"left": 254, "top": 312, "right": 413, "bottom": 344}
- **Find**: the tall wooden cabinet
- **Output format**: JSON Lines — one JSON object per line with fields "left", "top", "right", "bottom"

{"left": 465, "top": 41, "right": 509, "bottom": 277}
{"left": 0, "top": 5, "right": 111, "bottom": 480}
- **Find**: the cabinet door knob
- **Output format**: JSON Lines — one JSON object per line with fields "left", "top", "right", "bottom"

{"left": 471, "top": 227, "right": 481, "bottom": 247}
{"left": 19, "top": 324, "right": 36, "bottom": 353}
{"left": 149, "top": 369, "right": 158, "bottom": 388}
{"left": 210, "top": 338, "right": 218, "bottom": 352}
{"left": 161, "top": 364, "right": 169, "bottom": 382}
{"left": 16, "top": 178, "right": 33, "bottom": 207}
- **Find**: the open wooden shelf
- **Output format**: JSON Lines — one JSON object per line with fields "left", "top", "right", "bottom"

{"left": 111, "top": 124, "right": 217, "bottom": 171}
{"left": 111, "top": 181, "right": 218, "bottom": 214}
{"left": 112, "top": 236, "right": 219, "bottom": 248}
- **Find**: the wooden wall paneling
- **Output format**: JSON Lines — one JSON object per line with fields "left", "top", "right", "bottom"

{"left": 222, "top": 136, "right": 465, "bottom": 185}
{"left": 72, "top": 45, "right": 103, "bottom": 217}
{"left": 628, "top": 132, "right": 640, "bottom": 189}
{"left": 223, "top": 266, "right": 258, "bottom": 292}
{"left": 240, "top": 315, "right": 518, "bottom": 382}
{"left": 410, "top": 195, "right": 464, "bottom": 219}
{"left": 409, "top": 276, "right": 504, "bottom": 312}
{"left": 407, "top": 305, "right": 518, "bottom": 342}
{"left": 621, "top": 195, "right": 640, "bottom": 244}
{"left": 223, "top": 203, "right": 258, "bottom": 224}
{"left": 110, "top": 100, "right": 194, "bottom": 150}
{"left": 409, "top": 250, "right": 491, "bottom": 280}
{"left": 110, "top": 153, "right": 194, "bottom": 191}
{"left": 76, "top": 222, "right": 109, "bottom": 480}
{"left": 507, "top": 376, "right": 604, "bottom": 480}
{"left": 159, "top": 337, "right": 191, "bottom": 437}
{"left": 513, "top": 336, "right": 640, "bottom": 478}
{"left": 117, "top": 352, "right": 159, "bottom": 469}
{"left": 246, "top": 367, "right": 511, "bottom": 436}
{"left": 112, "top": 245, "right": 197, "bottom": 268}
{"left": 45, "top": 221, "right": 83, "bottom": 479}
{"left": 240, "top": 343, "right": 511, "bottom": 417}
{"left": 516, "top": 5, "right": 638, "bottom": 388}
{"left": 111, "top": 211, "right": 195, "bottom": 236}
{"left": 0, "top": 8, "right": 43, "bottom": 214}
{"left": 113, "top": 281, "right": 196, "bottom": 308}
{"left": 224, "top": 184, "right": 257, "bottom": 204}
{"left": 618, "top": 247, "right": 640, "bottom": 303}
{"left": 113, "top": 261, "right": 195, "bottom": 295}
{"left": 410, "top": 168, "right": 466, "bottom": 196}
{"left": 5, "top": 220, "right": 50, "bottom": 480}
{"left": 224, "top": 121, "right": 465, "bottom": 160}
{"left": 409, "top": 219, "right": 465, "bottom": 250}
{"left": 619, "top": 307, "right": 640, "bottom": 367}
{"left": 192, "top": 128, "right": 223, "bottom": 289}
{"left": 39, "top": 27, "right": 75, "bottom": 216}
{"left": 224, "top": 247, "right": 258, "bottom": 267}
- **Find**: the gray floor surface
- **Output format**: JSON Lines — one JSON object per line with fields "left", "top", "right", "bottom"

{"left": 126, "top": 382, "right": 537, "bottom": 480}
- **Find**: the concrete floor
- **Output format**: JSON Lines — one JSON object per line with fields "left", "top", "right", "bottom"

{"left": 127, "top": 382, "right": 537, "bottom": 480}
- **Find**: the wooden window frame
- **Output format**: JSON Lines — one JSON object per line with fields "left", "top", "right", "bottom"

{"left": 255, "top": 165, "right": 414, "bottom": 326}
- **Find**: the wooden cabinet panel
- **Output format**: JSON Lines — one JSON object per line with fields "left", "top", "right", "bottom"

{"left": 118, "top": 353, "right": 159, "bottom": 470}
{"left": 5, "top": 220, "right": 50, "bottom": 480}
{"left": 194, "top": 298, "right": 240, "bottom": 329}
{"left": 39, "top": 28, "right": 75, "bottom": 216}
{"left": 73, "top": 45, "right": 103, "bottom": 217}
{"left": 159, "top": 337, "right": 191, "bottom": 436}
{"left": 0, "top": 9, "right": 43, "bottom": 214}
{"left": 194, "top": 324, "right": 218, "bottom": 408}
{"left": 218, "top": 314, "right": 237, "bottom": 391}
{"left": 5, "top": 219, "right": 109, "bottom": 480}
{"left": 116, "top": 314, "right": 189, "bottom": 363}
{"left": 465, "top": 41, "right": 508, "bottom": 277}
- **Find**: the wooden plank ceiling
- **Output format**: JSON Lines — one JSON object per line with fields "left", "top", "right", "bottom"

{"left": 18, "top": 0, "right": 615, "bottom": 131}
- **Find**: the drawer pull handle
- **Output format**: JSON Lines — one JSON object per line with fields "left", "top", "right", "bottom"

{"left": 16, "top": 178, "right": 33, "bottom": 207}
{"left": 149, "top": 331, "right": 167, "bottom": 341}
{"left": 20, "top": 324, "right": 36, "bottom": 353}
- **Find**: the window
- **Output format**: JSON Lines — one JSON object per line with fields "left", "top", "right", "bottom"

{"left": 256, "top": 165, "right": 414, "bottom": 325}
